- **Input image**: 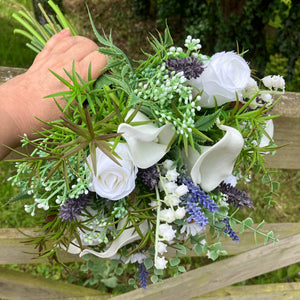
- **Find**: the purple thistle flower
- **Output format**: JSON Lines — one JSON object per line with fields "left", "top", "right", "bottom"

{"left": 58, "top": 192, "right": 91, "bottom": 222}
{"left": 137, "top": 262, "right": 149, "bottom": 289}
{"left": 165, "top": 57, "right": 204, "bottom": 80}
{"left": 222, "top": 218, "right": 239, "bottom": 242}
{"left": 218, "top": 182, "right": 253, "bottom": 209}
{"left": 138, "top": 166, "right": 160, "bottom": 190}
{"left": 181, "top": 178, "right": 218, "bottom": 227}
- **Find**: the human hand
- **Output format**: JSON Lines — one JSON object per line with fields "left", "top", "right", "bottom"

{"left": 0, "top": 29, "right": 107, "bottom": 159}
{"left": 17, "top": 28, "right": 107, "bottom": 133}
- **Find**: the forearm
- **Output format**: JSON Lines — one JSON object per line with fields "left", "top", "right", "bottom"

{"left": 0, "top": 75, "right": 27, "bottom": 160}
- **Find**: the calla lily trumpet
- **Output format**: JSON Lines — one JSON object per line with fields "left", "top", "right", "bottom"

{"left": 80, "top": 219, "right": 149, "bottom": 259}
{"left": 118, "top": 110, "right": 176, "bottom": 169}
{"left": 184, "top": 123, "right": 244, "bottom": 192}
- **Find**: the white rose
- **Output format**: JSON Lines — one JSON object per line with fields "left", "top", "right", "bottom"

{"left": 189, "top": 51, "right": 251, "bottom": 107}
{"left": 87, "top": 143, "right": 137, "bottom": 200}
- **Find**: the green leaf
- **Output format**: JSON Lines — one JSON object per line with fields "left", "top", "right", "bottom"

{"left": 194, "top": 243, "right": 203, "bottom": 255}
{"left": 243, "top": 217, "right": 254, "bottom": 228}
{"left": 115, "top": 267, "right": 123, "bottom": 276}
{"left": 101, "top": 277, "right": 118, "bottom": 288}
{"left": 151, "top": 275, "right": 158, "bottom": 283}
{"left": 272, "top": 181, "right": 280, "bottom": 190}
{"left": 175, "top": 244, "right": 186, "bottom": 255}
{"left": 170, "top": 257, "right": 180, "bottom": 267}
{"left": 178, "top": 266, "right": 186, "bottom": 273}
{"left": 128, "top": 278, "right": 136, "bottom": 285}
{"left": 128, "top": 92, "right": 143, "bottom": 106}
{"left": 195, "top": 109, "right": 221, "bottom": 131}
{"left": 144, "top": 258, "right": 153, "bottom": 270}
{"left": 154, "top": 268, "right": 163, "bottom": 275}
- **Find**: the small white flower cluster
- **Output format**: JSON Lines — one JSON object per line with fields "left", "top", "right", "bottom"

{"left": 154, "top": 160, "right": 189, "bottom": 270}
{"left": 123, "top": 253, "right": 147, "bottom": 264}
{"left": 184, "top": 35, "right": 202, "bottom": 53}
{"left": 24, "top": 203, "right": 36, "bottom": 216}
{"left": 262, "top": 75, "right": 285, "bottom": 91}
{"left": 135, "top": 63, "right": 199, "bottom": 138}
{"left": 167, "top": 46, "right": 184, "bottom": 57}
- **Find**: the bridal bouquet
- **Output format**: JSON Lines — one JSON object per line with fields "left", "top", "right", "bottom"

{"left": 9, "top": 1, "right": 285, "bottom": 288}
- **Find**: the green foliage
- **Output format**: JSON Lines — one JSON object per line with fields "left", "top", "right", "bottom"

{"left": 264, "top": 53, "right": 288, "bottom": 78}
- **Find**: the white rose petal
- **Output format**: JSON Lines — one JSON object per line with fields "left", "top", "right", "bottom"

{"left": 189, "top": 51, "right": 251, "bottom": 107}
{"left": 87, "top": 143, "right": 137, "bottom": 200}
{"left": 117, "top": 110, "right": 176, "bottom": 169}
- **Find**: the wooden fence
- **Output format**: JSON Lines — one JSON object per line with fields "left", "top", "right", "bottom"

{"left": 0, "top": 66, "right": 299, "bottom": 299}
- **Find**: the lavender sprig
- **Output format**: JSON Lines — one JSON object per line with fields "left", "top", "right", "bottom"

{"left": 222, "top": 218, "right": 239, "bottom": 242}
{"left": 181, "top": 178, "right": 218, "bottom": 227}
{"left": 218, "top": 182, "right": 253, "bottom": 209}
{"left": 137, "top": 262, "right": 149, "bottom": 289}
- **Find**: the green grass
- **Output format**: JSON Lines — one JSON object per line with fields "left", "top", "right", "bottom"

{"left": 0, "top": 0, "right": 36, "bottom": 67}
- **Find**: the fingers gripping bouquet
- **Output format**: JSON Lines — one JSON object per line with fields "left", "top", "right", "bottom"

{"left": 9, "top": 1, "right": 285, "bottom": 288}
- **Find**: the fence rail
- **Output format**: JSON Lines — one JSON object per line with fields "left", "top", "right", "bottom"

{"left": 0, "top": 66, "right": 299, "bottom": 299}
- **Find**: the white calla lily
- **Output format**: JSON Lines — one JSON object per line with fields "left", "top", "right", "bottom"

{"left": 117, "top": 110, "right": 176, "bottom": 169}
{"left": 184, "top": 123, "right": 244, "bottom": 192}
{"left": 79, "top": 218, "right": 149, "bottom": 259}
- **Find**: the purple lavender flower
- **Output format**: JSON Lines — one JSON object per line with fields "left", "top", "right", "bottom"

{"left": 138, "top": 166, "right": 160, "bottom": 190}
{"left": 58, "top": 192, "right": 91, "bottom": 222}
{"left": 165, "top": 57, "right": 204, "bottom": 80}
{"left": 218, "top": 182, "right": 253, "bottom": 209}
{"left": 137, "top": 262, "right": 149, "bottom": 289}
{"left": 181, "top": 178, "right": 218, "bottom": 227}
{"left": 221, "top": 218, "right": 239, "bottom": 242}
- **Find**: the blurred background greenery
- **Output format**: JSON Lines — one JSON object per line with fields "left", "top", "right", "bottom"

{"left": 0, "top": 0, "right": 299, "bottom": 293}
